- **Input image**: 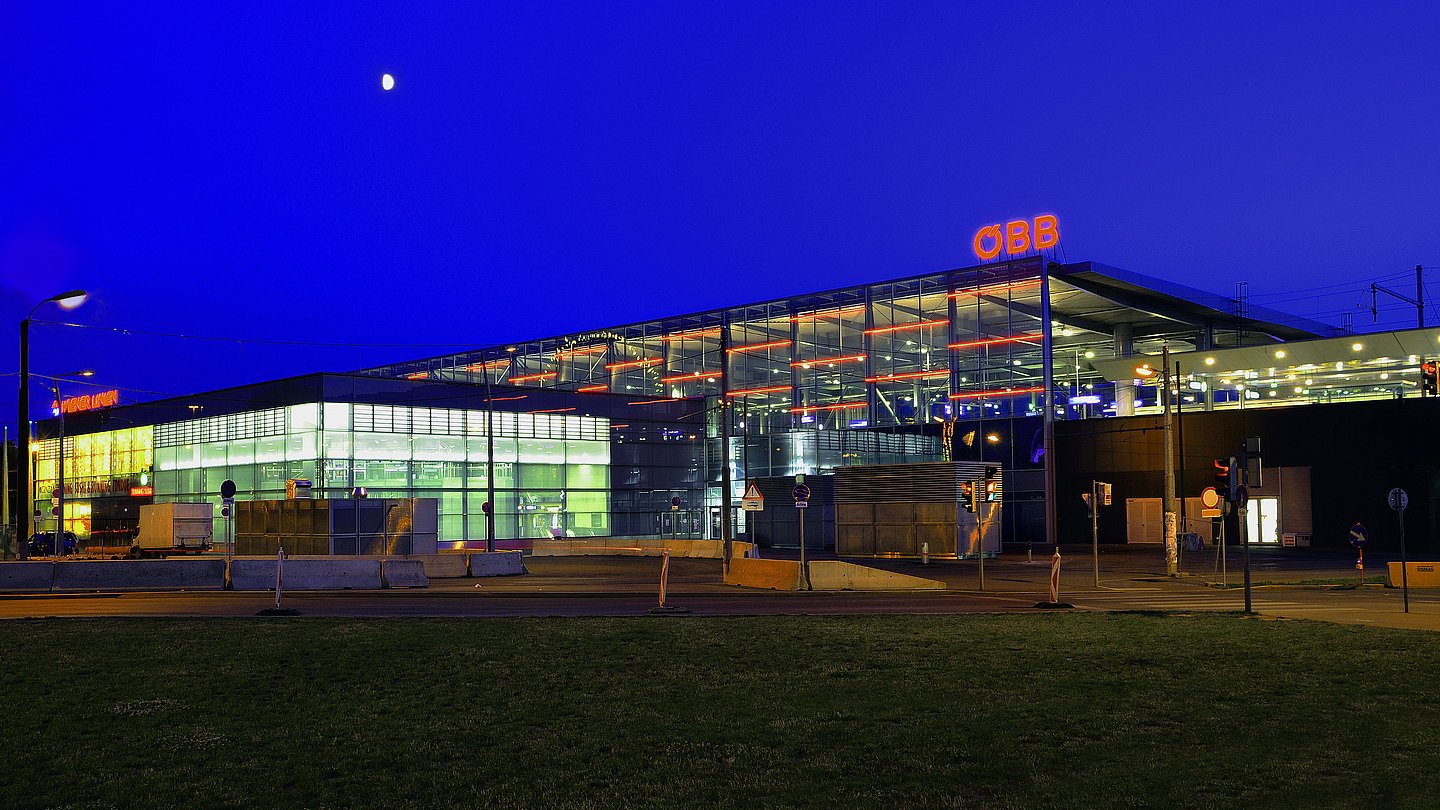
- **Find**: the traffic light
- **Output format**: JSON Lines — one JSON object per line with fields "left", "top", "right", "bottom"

{"left": 960, "top": 481, "right": 976, "bottom": 513}
{"left": 983, "top": 466, "right": 1000, "bottom": 502}
{"left": 1213, "top": 458, "right": 1233, "bottom": 500}
{"left": 1423, "top": 360, "right": 1438, "bottom": 395}
{"left": 1242, "top": 437, "right": 1262, "bottom": 489}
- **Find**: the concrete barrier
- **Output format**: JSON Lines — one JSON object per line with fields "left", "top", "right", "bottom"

{"left": 230, "top": 558, "right": 383, "bottom": 590}
{"left": 807, "top": 560, "right": 944, "bottom": 591}
{"left": 469, "top": 551, "right": 527, "bottom": 577}
{"left": 0, "top": 561, "right": 56, "bottom": 593}
{"left": 725, "top": 558, "right": 801, "bottom": 590}
{"left": 1388, "top": 561, "right": 1440, "bottom": 588}
{"left": 416, "top": 554, "right": 469, "bottom": 578}
{"left": 528, "top": 538, "right": 745, "bottom": 559}
{"left": 51, "top": 559, "right": 227, "bottom": 592}
{"left": 381, "top": 559, "right": 429, "bottom": 588}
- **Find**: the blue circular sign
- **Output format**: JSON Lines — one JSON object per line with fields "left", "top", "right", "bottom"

{"left": 793, "top": 484, "right": 811, "bottom": 501}
{"left": 1349, "top": 523, "right": 1368, "bottom": 548}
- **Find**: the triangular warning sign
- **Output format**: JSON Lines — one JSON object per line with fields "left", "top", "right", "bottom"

{"left": 742, "top": 482, "right": 763, "bottom": 501}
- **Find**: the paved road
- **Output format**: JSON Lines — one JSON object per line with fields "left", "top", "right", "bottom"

{"left": 2, "top": 549, "right": 1435, "bottom": 629}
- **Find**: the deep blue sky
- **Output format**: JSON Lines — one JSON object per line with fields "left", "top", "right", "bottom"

{"left": 4, "top": 2, "right": 1439, "bottom": 427}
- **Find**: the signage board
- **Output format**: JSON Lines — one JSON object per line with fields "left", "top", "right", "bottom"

{"left": 51, "top": 389, "right": 120, "bottom": 415}
{"left": 972, "top": 215, "right": 1059, "bottom": 260}
{"left": 741, "top": 481, "right": 764, "bottom": 512}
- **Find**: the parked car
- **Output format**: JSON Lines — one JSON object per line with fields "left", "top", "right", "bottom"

{"left": 27, "top": 531, "right": 79, "bottom": 557}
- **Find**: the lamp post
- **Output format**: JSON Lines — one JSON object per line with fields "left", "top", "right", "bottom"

{"left": 18, "top": 289, "right": 87, "bottom": 560}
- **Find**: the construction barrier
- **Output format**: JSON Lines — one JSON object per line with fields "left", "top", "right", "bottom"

{"left": 230, "top": 558, "right": 383, "bottom": 591}
{"left": 381, "top": 559, "right": 429, "bottom": 588}
{"left": 50, "top": 559, "right": 227, "bottom": 593}
{"left": 468, "top": 551, "right": 527, "bottom": 577}
{"left": 806, "top": 561, "right": 944, "bottom": 591}
{"left": 724, "top": 558, "right": 802, "bottom": 591}
{"left": 0, "top": 561, "right": 57, "bottom": 593}
{"left": 1388, "top": 561, "right": 1440, "bottom": 588}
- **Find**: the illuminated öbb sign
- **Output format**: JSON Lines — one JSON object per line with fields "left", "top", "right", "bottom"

{"left": 973, "top": 215, "right": 1059, "bottom": 260}
{"left": 52, "top": 389, "right": 120, "bottom": 415}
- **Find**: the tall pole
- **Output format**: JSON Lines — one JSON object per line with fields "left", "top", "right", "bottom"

{"left": 1091, "top": 480, "right": 1100, "bottom": 587}
{"left": 18, "top": 318, "right": 29, "bottom": 560}
{"left": 2, "top": 424, "right": 9, "bottom": 559}
{"left": 1417, "top": 265, "right": 1425, "bottom": 329}
{"left": 1174, "top": 359, "right": 1187, "bottom": 570}
{"left": 484, "top": 353, "right": 496, "bottom": 554}
{"left": 54, "top": 378, "right": 65, "bottom": 557}
{"left": 719, "top": 322, "right": 733, "bottom": 573}
{"left": 1161, "top": 346, "right": 1178, "bottom": 576}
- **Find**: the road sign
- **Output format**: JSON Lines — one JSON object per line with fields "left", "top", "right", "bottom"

{"left": 1349, "top": 522, "right": 1368, "bottom": 548}
{"left": 1200, "top": 487, "right": 1220, "bottom": 509}
{"left": 796, "top": 500, "right": 808, "bottom": 509}
{"left": 1389, "top": 488, "right": 1409, "bottom": 511}
{"left": 793, "top": 483, "right": 811, "bottom": 501}
{"left": 481, "top": 500, "right": 492, "bottom": 515}
{"left": 220, "top": 479, "right": 237, "bottom": 499}
{"left": 741, "top": 481, "right": 764, "bottom": 512}
{"left": 671, "top": 496, "right": 682, "bottom": 512}
{"left": 1200, "top": 508, "right": 1224, "bottom": 518}
{"left": 1235, "top": 485, "right": 1248, "bottom": 508}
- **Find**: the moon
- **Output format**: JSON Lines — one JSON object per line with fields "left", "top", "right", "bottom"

{"left": 381, "top": 73, "right": 395, "bottom": 91}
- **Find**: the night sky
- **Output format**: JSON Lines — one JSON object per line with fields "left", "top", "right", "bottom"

{"left": 4, "top": 2, "right": 1439, "bottom": 428}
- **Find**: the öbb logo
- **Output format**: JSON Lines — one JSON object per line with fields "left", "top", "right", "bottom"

{"left": 972, "top": 215, "right": 1059, "bottom": 260}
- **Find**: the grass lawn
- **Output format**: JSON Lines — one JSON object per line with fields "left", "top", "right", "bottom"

{"left": 1, "top": 613, "right": 1436, "bottom": 809}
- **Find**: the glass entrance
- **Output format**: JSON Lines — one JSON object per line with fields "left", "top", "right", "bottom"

{"left": 1245, "top": 497, "right": 1280, "bottom": 544}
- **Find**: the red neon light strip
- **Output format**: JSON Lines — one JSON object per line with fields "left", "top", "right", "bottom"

{"left": 508, "top": 372, "right": 556, "bottom": 383}
{"left": 949, "top": 278, "right": 1043, "bottom": 299}
{"left": 605, "top": 357, "right": 662, "bottom": 371}
{"left": 865, "top": 369, "right": 950, "bottom": 384}
{"left": 610, "top": 424, "right": 630, "bottom": 429}
{"left": 788, "top": 401, "right": 868, "bottom": 413}
{"left": 948, "top": 385, "right": 1044, "bottom": 400}
{"left": 484, "top": 395, "right": 528, "bottom": 403}
{"left": 627, "top": 398, "right": 681, "bottom": 405}
{"left": 947, "top": 333, "right": 1043, "bottom": 350}
{"left": 790, "top": 304, "right": 866, "bottom": 322}
{"left": 790, "top": 354, "right": 866, "bottom": 367}
{"left": 725, "top": 385, "right": 791, "bottom": 398}
{"left": 577, "top": 384, "right": 608, "bottom": 392}
{"left": 659, "top": 372, "right": 719, "bottom": 383}
{"left": 726, "top": 339, "right": 790, "bottom": 354}
{"left": 661, "top": 327, "right": 722, "bottom": 341}
{"left": 530, "top": 407, "right": 576, "bottom": 414}
{"left": 863, "top": 318, "right": 948, "bottom": 336}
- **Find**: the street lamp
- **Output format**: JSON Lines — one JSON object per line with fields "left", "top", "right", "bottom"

{"left": 18, "top": 289, "right": 87, "bottom": 560}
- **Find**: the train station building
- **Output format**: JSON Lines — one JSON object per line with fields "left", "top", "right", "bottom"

{"left": 28, "top": 252, "right": 1440, "bottom": 556}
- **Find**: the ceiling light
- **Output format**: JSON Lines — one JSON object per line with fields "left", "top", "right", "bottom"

{"left": 1352, "top": 343, "right": 1364, "bottom": 352}
{"left": 1204, "top": 357, "right": 1215, "bottom": 366}
{"left": 1275, "top": 350, "right": 1286, "bottom": 359}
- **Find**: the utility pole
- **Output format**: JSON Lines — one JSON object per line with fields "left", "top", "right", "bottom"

{"left": 1370, "top": 265, "right": 1425, "bottom": 328}
{"left": 719, "top": 322, "right": 733, "bottom": 574}
{"left": 1161, "top": 346, "right": 1178, "bottom": 576}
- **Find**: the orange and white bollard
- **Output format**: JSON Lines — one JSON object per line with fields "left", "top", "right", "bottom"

{"left": 658, "top": 549, "right": 671, "bottom": 608}
{"left": 275, "top": 544, "right": 286, "bottom": 611}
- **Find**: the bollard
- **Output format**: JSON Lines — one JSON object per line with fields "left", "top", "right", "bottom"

{"left": 256, "top": 543, "right": 301, "bottom": 616}
{"left": 922, "top": 541, "right": 929, "bottom": 565}
{"left": 1050, "top": 547, "right": 1061, "bottom": 603}
{"left": 648, "top": 548, "right": 689, "bottom": 615}
{"left": 1033, "top": 547, "right": 1073, "bottom": 609}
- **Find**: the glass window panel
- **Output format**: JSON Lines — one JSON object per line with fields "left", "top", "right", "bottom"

{"left": 286, "top": 432, "right": 318, "bottom": 461}
{"left": 564, "top": 440, "right": 608, "bottom": 465}
{"left": 155, "top": 446, "right": 178, "bottom": 471}
{"left": 323, "top": 402, "right": 351, "bottom": 431}
{"left": 289, "top": 403, "right": 320, "bottom": 431}
{"left": 201, "top": 442, "right": 228, "bottom": 468}
{"left": 256, "top": 437, "right": 285, "bottom": 464}
{"left": 322, "top": 431, "right": 352, "bottom": 458}
{"left": 414, "top": 435, "right": 464, "bottom": 461}
{"left": 353, "top": 432, "right": 411, "bottom": 460}
{"left": 519, "top": 463, "right": 563, "bottom": 489}
{"left": 227, "top": 438, "right": 255, "bottom": 465}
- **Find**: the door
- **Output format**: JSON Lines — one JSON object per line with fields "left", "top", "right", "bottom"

{"left": 1126, "top": 498, "right": 1163, "bottom": 544}
{"left": 1246, "top": 497, "right": 1280, "bottom": 544}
